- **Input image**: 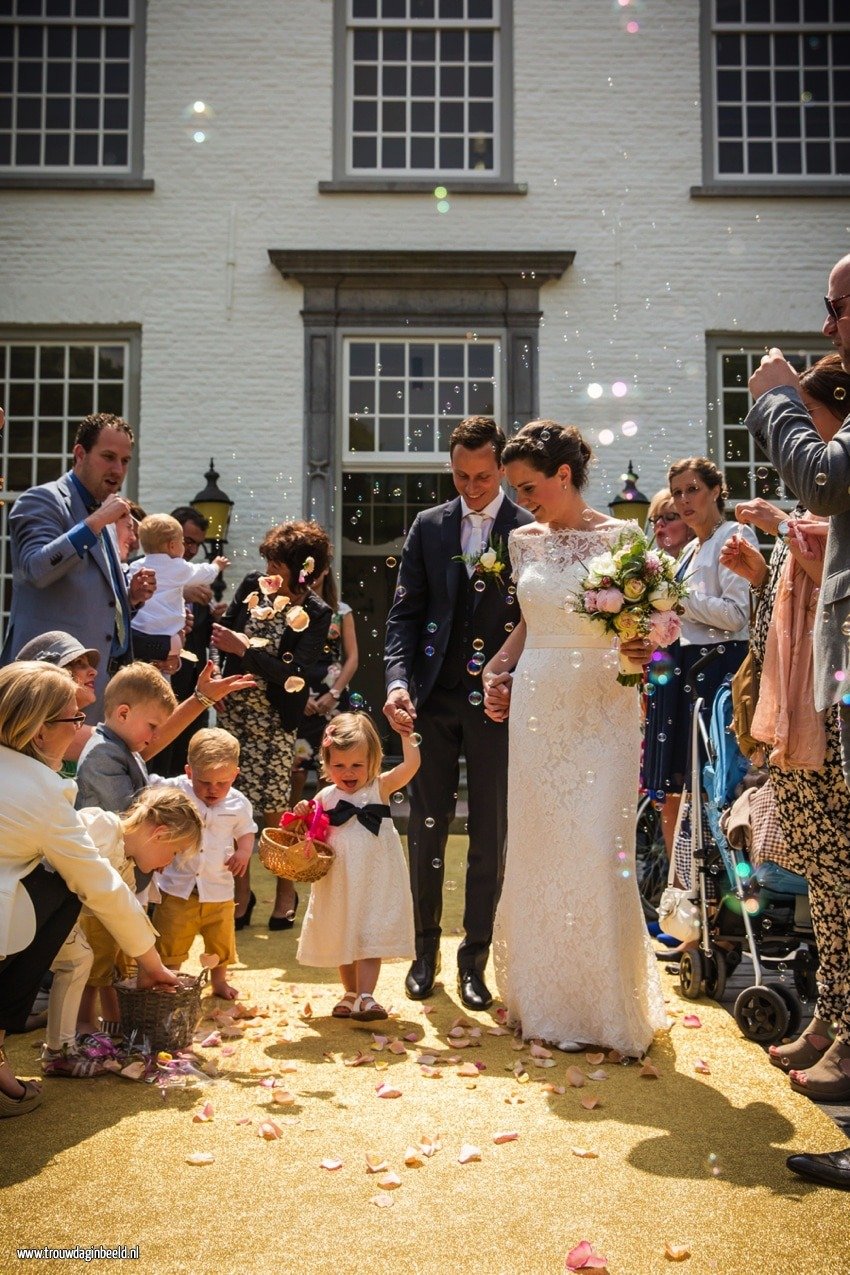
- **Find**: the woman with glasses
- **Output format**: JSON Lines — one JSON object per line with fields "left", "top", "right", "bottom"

{"left": 643, "top": 459, "right": 758, "bottom": 856}
{"left": 0, "top": 661, "right": 178, "bottom": 1118}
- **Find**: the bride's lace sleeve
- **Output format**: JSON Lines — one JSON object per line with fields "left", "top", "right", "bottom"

{"left": 508, "top": 527, "right": 524, "bottom": 580}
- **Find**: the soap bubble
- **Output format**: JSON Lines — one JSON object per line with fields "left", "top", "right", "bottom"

{"left": 426, "top": 620, "right": 438, "bottom": 633}
{"left": 431, "top": 858, "right": 442, "bottom": 869}
{"left": 409, "top": 732, "right": 422, "bottom": 747}
{"left": 349, "top": 692, "right": 365, "bottom": 709}
{"left": 587, "top": 382, "right": 603, "bottom": 399}
{"left": 392, "top": 790, "right": 404, "bottom": 804}
{"left": 386, "top": 556, "right": 397, "bottom": 568}
{"left": 611, "top": 381, "right": 628, "bottom": 398}
{"left": 527, "top": 717, "right": 539, "bottom": 732}
{"left": 468, "top": 690, "right": 483, "bottom": 706}
{"left": 473, "top": 578, "right": 486, "bottom": 592}
{"left": 815, "top": 472, "right": 827, "bottom": 486}
{"left": 183, "top": 99, "right": 216, "bottom": 144}
{"left": 425, "top": 645, "right": 435, "bottom": 657}
{"left": 570, "top": 650, "right": 583, "bottom": 669}
{"left": 585, "top": 770, "right": 596, "bottom": 784}
{"left": 621, "top": 419, "right": 638, "bottom": 437}
{"left": 467, "top": 658, "right": 483, "bottom": 676}
{"left": 598, "top": 429, "right": 615, "bottom": 446}
{"left": 425, "top": 816, "right": 435, "bottom": 828}
{"left": 472, "top": 638, "right": 485, "bottom": 651}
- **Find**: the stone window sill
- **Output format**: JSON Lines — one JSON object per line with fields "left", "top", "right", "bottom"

{"left": 319, "top": 178, "right": 527, "bottom": 195}
{"left": 691, "top": 181, "right": 850, "bottom": 198}
{"left": 0, "top": 175, "right": 155, "bottom": 191}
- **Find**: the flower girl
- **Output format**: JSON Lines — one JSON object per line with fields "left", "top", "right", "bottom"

{"left": 295, "top": 713, "right": 418, "bottom": 1021}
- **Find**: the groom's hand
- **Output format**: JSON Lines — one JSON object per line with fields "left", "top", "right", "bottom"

{"left": 383, "top": 687, "right": 417, "bottom": 735}
{"left": 483, "top": 671, "right": 512, "bottom": 722}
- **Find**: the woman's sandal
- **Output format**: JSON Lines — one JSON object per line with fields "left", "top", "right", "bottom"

{"left": 769, "top": 1020, "right": 833, "bottom": 1072}
{"left": 269, "top": 891, "right": 300, "bottom": 932}
{"left": 789, "top": 1038, "right": 850, "bottom": 1102}
{"left": 350, "top": 994, "right": 388, "bottom": 1022}
{"left": 0, "top": 1046, "right": 43, "bottom": 1119}
{"left": 331, "top": 993, "right": 358, "bottom": 1019}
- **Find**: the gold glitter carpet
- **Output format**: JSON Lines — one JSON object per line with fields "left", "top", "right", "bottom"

{"left": 1, "top": 837, "right": 848, "bottom": 1275}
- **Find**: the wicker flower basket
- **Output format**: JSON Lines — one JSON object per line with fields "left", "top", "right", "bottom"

{"left": 259, "top": 825, "right": 335, "bottom": 883}
{"left": 115, "top": 969, "right": 208, "bottom": 1053}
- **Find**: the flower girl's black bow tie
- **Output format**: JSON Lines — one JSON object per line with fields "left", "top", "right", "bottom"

{"left": 328, "top": 800, "right": 391, "bottom": 836}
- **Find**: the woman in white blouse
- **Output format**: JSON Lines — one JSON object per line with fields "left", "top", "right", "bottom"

{"left": 643, "top": 457, "right": 758, "bottom": 840}
{"left": 0, "top": 661, "right": 178, "bottom": 1118}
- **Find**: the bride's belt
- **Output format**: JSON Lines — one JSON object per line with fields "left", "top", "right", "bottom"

{"left": 524, "top": 634, "right": 612, "bottom": 650}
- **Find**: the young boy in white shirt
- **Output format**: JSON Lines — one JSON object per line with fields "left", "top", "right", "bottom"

{"left": 154, "top": 728, "right": 256, "bottom": 1000}
{"left": 129, "top": 514, "right": 228, "bottom": 666}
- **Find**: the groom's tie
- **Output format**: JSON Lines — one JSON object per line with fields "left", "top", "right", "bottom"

{"left": 465, "top": 512, "right": 486, "bottom": 577}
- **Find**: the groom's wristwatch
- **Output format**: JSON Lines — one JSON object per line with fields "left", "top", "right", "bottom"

{"left": 776, "top": 519, "right": 791, "bottom": 540}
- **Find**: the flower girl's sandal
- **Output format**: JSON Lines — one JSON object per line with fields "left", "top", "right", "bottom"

{"left": 789, "top": 1039, "right": 850, "bottom": 1102}
{"left": 0, "top": 1048, "right": 42, "bottom": 1119}
{"left": 332, "top": 993, "right": 358, "bottom": 1019}
{"left": 350, "top": 994, "right": 388, "bottom": 1022}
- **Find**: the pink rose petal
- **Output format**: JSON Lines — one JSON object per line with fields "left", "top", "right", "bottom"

{"left": 492, "top": 1131, "right": 519, "bottom": 1144}
{"left": 370, "top": 1193, "right": 395, "bottom": 1208}
{"left": 565, "top": 1240, "right": 609, "bottom": 1270}
{"left": 192, "top": 1101, "right": 214, "bottom": 1122}
{"left": 683, "top": 1014, "right": 702, "bottom": 1029}
{"left": 375, "top": 1082, "right": 402, "bottom": 1099}
{"left": 185, "top": 1152, "right": 215, "bottom": 1166}
{"left": 320, "top": 1158, "right": 343, "bottom": 1171}
{"left": 257, "top": 1121, "right": 283, "bottom": 1140}
{"left": 457, "top": 1143, "right": 481, "bottom": 1164}
{"left": 694, "top": 1059, "right": 711, "bottom": 1075}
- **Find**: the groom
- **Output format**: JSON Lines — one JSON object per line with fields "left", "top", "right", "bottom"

{"left": 383, "top": 416, "right": 533, "bottom": 1009}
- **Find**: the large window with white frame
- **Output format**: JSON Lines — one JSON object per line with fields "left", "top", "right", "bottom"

{"left": 713, "top": 340, "right": 829, "bottom": 508}
{"left": 705, "top": 0, "right": 850, "bottom": 184}
{"left": 0, "top": 0, "right": 145, "bottom": 177}
{"left": 344, "top": 334, "right": 500, "bottom": 463}
{"left": 339, "top": 0, "right": 512, "bottom": 182}
{"left": 0, "top": 332, "right": 137, "bottom": 636}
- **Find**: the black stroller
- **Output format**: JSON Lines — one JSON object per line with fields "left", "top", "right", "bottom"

{"left": 672, "top": 652, "right": 816, "bottom": 1045}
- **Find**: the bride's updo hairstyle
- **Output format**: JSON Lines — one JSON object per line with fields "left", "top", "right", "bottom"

{"left": 502, "top": 420, "right": 593, "bottom": 491}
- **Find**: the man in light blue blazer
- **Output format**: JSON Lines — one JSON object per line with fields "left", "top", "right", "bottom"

{"left": 745, "top": 251, "right": 850, "bottom": 1193}
{"left": 0, "top": 413, "right": 155, "bottom": 718}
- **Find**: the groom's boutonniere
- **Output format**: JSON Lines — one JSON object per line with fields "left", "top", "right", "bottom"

{"left": 453, "top": 536, "right": 509, "bottom": 585}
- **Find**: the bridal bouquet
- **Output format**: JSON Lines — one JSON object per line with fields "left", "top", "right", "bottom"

{"left": 573, "top": 527, "right": 688, "bottom": 686}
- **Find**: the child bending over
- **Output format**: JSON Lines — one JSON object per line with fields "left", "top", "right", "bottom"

{"left": 154, "top": 728, "right": 257, "bottom": 1000}
{"left": 295, "top": 712, "right": 418, "bottom": 1021}
{"left": 43, "top": 785, "right": 202, "bottom": 1074}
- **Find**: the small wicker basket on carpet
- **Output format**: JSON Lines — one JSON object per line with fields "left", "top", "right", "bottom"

{"left": 115, "top": 969, "right": 208, "bottom": 1053}
{"left": 259, "top": 825, "right": 335, "bottom": 883}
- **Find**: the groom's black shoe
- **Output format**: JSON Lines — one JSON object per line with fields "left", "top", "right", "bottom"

{"left": 405, "top": 952, "right": 441, "bottom": 1000}
{"left": 458, "top": 969, "right": 493, "bottom": 1011}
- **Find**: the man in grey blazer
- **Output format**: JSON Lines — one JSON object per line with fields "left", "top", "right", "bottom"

{"left": 745, "top": 251, "right": 850, "bottom": 1192}
{"left": 0, "top": 413, "right": 155, "bottom": 718}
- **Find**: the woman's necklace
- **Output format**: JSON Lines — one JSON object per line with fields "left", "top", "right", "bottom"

{"left": 698, "top": 518, "right": 724, "bottom": 546}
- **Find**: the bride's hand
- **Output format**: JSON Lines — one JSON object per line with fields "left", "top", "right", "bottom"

{"left": 483, "top": 671, "right": 512, "bottom": 721}
{"left": 618, "top": 636, "right": 653, "bottom": 668}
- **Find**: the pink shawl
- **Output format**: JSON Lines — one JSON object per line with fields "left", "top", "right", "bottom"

{"left": 751, "top": 518, "right": 828, "bottom": 770}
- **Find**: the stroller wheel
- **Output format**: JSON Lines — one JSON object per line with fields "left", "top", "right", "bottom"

{"left": 733, "top": 985, "right": 790, "bottom": 1044}
{"left": 679, "top": 949, "right": 704, "bottom": 1000}
{"left": 703, "top": 949, "right": 727, "bottom": 1002}
{"left": 772, "top": 982, "right": 803, "bottom": 1039}
{"left": 793, "top": 947, "right": 819, "bottom": 1003}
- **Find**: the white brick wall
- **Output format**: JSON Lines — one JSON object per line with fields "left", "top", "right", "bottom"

{"left": 1, "top": 0, "right": 847, "bottom": 580}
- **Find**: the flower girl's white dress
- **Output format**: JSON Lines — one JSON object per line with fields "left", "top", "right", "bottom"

{"left": 493, "top": 523, "right": 667, "bottom": 1056}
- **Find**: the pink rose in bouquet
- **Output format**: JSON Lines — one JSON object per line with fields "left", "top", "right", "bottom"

{"left": 648, "top": 609, "right": 681, "bottom": 648}
{"left": 583, "top": 589, "right": 600, "bottom": 613}
{"left": 595, "top": 587, "right": 625, "bottom": 614}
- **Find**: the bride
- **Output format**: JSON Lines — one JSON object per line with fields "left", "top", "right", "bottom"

{"left": 483, "top": 421, "right": 667, "bottom": 1057}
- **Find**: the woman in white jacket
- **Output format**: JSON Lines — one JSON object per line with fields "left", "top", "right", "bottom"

{"left": 0, "top": 661, "right": 178, "bottom": 1118}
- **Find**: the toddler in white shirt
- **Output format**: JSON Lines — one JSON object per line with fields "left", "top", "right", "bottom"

{"left": 153, "top": 728, "right": 257, "bottom": 1000}
{"left": 129, "top": 514, "right": 228, "bottom": 666}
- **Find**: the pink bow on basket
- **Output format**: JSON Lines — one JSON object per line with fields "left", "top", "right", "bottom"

{"left": 280, "top": 800, "right": 330, "bottom": 843}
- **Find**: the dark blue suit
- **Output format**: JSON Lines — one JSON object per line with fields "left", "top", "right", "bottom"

{"left": 384, "top": 494, "right": 533, "bottom": 970}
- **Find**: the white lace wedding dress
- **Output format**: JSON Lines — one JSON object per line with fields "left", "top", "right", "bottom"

{"left": 493, "top": 522, "right": 667, "bottom": 1056}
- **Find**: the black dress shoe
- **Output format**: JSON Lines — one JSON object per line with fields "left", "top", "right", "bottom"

{"left": 234, "top": 890, "right": 256, "bottom": 932}
{"left": 458, "top": 969, "right": 493, "bottom": 1010}
{"left": 268, "top": 891, "right": 299, "bottom": 931}
{"left": 787, "top": 1147, "right": 850, "bottom": 1190}
{"left": 405, "top": 952, "right": 441, "bottom": 999}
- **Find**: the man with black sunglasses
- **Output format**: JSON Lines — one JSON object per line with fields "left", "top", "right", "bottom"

{"left": 745, "top": 252, "right": 850, "bottom": 1194}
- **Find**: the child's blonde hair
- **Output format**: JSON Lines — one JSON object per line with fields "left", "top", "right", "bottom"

{"left": 138, "top": 513, "right": 183, "bottom": 554}
{"left": 0, "top": 661, "right": 76, "bottom": 761}
{"left": 103, "top": 662, "right": 177, "bottom": 717}
{"left": 188, "top": 727, "right": 240, "bottom": 771}
{"left": 320, "top": 712, "right": 383, "bottom": 783}
{"left": 122, "top": 784, "right": 203, "bottom": 854}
